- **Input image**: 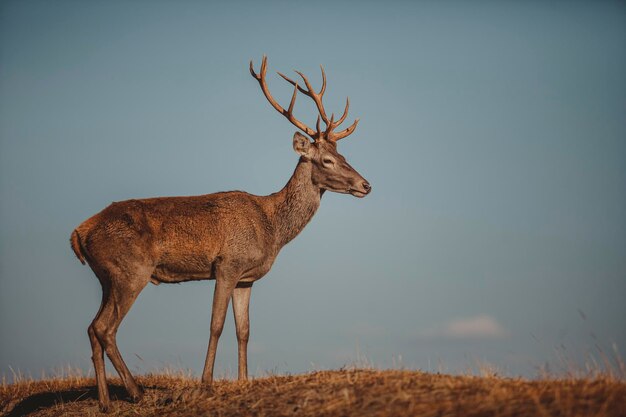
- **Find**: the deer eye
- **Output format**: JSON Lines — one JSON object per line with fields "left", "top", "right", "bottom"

{"left": 322, "top": 157, "right": 335, "bottom": 167}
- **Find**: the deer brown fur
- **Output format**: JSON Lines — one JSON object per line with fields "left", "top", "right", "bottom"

{"left": 71, "top": 56, "right": 370, "bottom": 412}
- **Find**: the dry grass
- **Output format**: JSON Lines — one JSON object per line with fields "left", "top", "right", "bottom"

{"left": 1, "top": 368, "right": 625, "bottom": 417}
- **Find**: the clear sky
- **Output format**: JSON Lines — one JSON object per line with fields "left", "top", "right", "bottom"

{"left": 1, "top": 0, "right": 625, "bottom": 380}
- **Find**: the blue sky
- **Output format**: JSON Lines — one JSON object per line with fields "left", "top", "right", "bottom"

{"left": 1, "top": 0, "right": 625, "bottom": 380}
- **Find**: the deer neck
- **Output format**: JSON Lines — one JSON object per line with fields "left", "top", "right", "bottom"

{"left": 271, "top": 159, "right": 323, "bottom": 248}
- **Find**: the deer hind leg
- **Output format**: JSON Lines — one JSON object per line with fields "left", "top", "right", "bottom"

{"left": 88, "top": 285, "right": 111, "bottom": 412}
{"left": 91, "top": 265, "right": 150, "bottom": 403}
{"left": 232, "top": 282, "right": 253, "bottom": 381}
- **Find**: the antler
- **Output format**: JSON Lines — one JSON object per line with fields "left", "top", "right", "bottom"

{"left": 250, "top": 56, "right": 359, "bottom": 142}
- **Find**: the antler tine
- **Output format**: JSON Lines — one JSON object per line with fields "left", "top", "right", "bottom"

{"left": 329, "top": 118, "right": 360, "bottom": 142}
{"left": 249, "top": 59, "right": 260, "bottom": 80}
{"left": 287, "top": 82, "right": 298, "bottom": 115}
{"left": 294, "top": 71, "right": 316, "bottom": 96}
{"left": 279, "top": 69, "right": 326, "bottom": 100}
{"left": 333, "top": 97, "right": 350, "bottom": 129}
{"left": 324, "top": 113, "right": 335, "bottom": 136}
{"left": 294, "top": 70, "right": 330, "bottom": 125}
{"left": 278, "top": 72, "right": 309, "bottom": 96}
{"left": 250, "top": 57, "right": 316, "bottom": 138}
{"left": 316, "top": 115, "right": 321, "bottom": 134}
{"left": 326, "top": 96, "right": 358, "bottom": 142}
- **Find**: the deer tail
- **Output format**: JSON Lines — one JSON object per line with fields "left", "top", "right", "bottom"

{"left": 70, "top": 229, "right": 87, "bottom": 265}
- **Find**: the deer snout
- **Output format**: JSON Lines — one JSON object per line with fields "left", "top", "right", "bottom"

{"left": 350, "top": 180, "right": 371, "bottom": 198}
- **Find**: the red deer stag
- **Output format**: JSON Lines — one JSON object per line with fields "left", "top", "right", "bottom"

{"left": 70, "top": 56, "right": 370, "bottom": 412}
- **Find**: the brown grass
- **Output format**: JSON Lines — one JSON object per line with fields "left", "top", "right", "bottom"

{"left": 1, "top": 368, "right": 625, "bottom": 417}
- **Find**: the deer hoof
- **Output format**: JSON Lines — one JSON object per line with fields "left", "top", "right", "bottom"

{"left": 130, "top": 389, "right": 144, "bottom": 403}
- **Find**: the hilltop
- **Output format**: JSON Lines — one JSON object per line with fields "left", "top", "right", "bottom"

{"left": 2, "top": 368, "right": 625, "bottom": 416}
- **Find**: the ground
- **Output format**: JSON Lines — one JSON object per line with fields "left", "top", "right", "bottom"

{"left": 1, "top": 368, "right": 625, "bottom": 416}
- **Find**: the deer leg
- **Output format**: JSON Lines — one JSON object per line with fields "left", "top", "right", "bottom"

{"left": 201, "top": 277, "right": 238, "bottom": 385}
{"left": 232, "top": 282, "right": 252, "bottom": 381}
{"left": 92, "top": 275, "right": 148, "bottom": 403}
{"left": 88, "top": 286, "right": 111, "bottom": 412}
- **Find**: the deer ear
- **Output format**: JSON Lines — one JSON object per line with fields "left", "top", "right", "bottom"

{"left": 292, "top": 132, "right": 313, "bottom": 158}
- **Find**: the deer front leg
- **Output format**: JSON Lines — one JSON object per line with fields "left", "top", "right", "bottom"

{"left": 201, "top": 277, "right": 237, "bottom": 385}
{"left": 232, "top": 282, "right": 253, "bottom": 380}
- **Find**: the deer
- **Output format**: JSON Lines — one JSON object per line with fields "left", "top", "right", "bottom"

{"left": 70, "top": 56, "right": 370, "bottom": 412}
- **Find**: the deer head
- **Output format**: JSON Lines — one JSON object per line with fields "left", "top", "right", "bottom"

{"left": 250, "top": 56, "right": 371, "bottom": 198}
